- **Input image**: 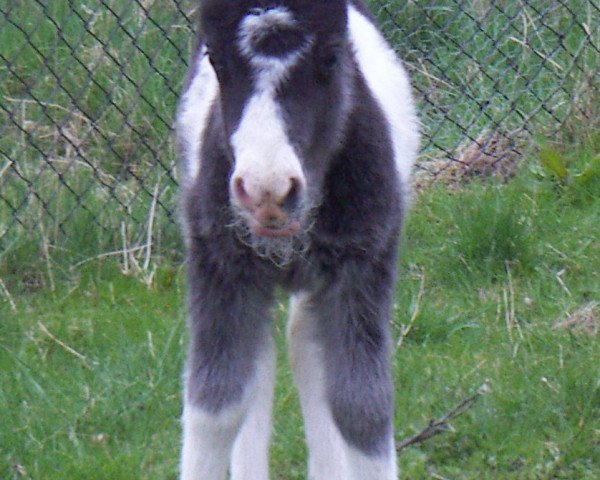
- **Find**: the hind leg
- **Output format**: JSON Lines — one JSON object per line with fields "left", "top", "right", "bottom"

{"left": 288, "top": 293, "right": 349, "bottom": 479}
{"left": 289, "top": 259, "right": 398, "bottom": 479}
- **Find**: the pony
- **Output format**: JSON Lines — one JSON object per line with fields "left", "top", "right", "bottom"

{"left": 176, "top": 0, "right": 419, "bottom": 478}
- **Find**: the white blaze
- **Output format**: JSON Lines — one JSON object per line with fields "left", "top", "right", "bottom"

{"left": 230, "top": 92, "right": 304, "bottom": 203}
{"left": 230, "top": 8, "right": 313, "bottom": 205}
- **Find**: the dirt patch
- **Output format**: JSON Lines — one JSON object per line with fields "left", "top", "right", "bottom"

{"left": 414, "top": 130, "right": 522, "bottom": 190}
{"left": 553, "top": 302, "right": 599, "bottom": 336}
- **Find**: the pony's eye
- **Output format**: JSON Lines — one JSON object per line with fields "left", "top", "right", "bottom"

{"left": 322, "top": 53, "right": 338, "bottom": 70}
{"left": 316, "top": 52, "right": 339, "bottom": 83}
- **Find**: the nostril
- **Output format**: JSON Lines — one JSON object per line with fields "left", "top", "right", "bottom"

{"left": 233, "top": 177, "right": 252, "bottom": 208}
{"left": 281, "top": 177, "right": 303, "bottom": 211}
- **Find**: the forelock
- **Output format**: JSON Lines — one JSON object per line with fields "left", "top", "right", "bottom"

{"left": 238, "top": 6, "right": 311, "bottom": 60}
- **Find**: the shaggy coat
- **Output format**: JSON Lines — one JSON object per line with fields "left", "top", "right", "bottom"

{"left": 177, "top": 1, "right": 419, "bottom": 478}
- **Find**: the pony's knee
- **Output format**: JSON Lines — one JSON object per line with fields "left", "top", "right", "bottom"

{"left": 185, "top": 360, "right": 251, "bottom": 414}
{"left": 329, "top": 384, "right": 394, "bottom": 455}
{"left": 185, "top": 330, "right": 275, "bottom": 412}
{"left": 185, "top": 320, "right": 272, "bottom": 413}
{"left": 325, "top": 343, "right": 394, "bottom": 455}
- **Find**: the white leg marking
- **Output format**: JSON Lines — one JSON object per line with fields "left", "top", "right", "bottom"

{"left": 180, "top": 341, "right": 275, "bottom": 480}
{"left": 180, "top": 401, "right": 244, "bottom": 480}
{"left": 176, "top": 47, "right": 219, "bottom": 185}
{"left": 288, "top": 294, "right": 349, "bottom": 480}
{"left": 345, "top": 441, "right": 398, "bottom": 480}
{"left": 230, "top": 339, "right": 276, "bottom": 480}
{"left": 348, "top": 5, "right": 420, "bottom": 187}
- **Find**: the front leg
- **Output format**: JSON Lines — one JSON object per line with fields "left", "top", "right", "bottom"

{"left": 289, "top": 250, "right": 399, "bottom": 480}
{"left": 180, "top": 243, "right": 275, "bottom": 480}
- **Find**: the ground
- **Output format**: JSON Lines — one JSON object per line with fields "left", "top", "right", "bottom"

{"left": 1, "top": 146, "right": 599, "bottom": 479}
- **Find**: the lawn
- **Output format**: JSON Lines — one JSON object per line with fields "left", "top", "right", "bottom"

{"left": 1, "top": 146, "right": 598, "bottom": 478}
{"left": 1, "top": 0, "right": 598, "bottom": 478}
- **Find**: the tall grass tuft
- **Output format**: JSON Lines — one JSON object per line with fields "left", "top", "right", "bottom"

{"left": 446, "top": 184, "right": 535, "bottom": 278}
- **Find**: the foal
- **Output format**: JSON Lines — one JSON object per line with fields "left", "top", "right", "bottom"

{"left": 177, "top": 1, "right": 419, "bottom": 478}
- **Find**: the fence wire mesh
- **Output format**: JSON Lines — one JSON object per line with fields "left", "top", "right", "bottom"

{"left": 0, "top": 0, "right": 598, "bottom": 271}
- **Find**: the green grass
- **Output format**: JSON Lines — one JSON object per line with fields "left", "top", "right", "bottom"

{"left": 0, "top": 265, "right": 185, "bottom": 479}
{"left": 2, "top": 145, "right": 599, "bottom": 478}
{"left": 392, "top": 141, "right": 600, "bottom": 478}
{"left": 1, "top": 1, "right": 599, "bottom": 478}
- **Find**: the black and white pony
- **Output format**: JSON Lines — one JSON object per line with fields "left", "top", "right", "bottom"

{"left": 176, "top": 0, "right": 419, "bottom": 478}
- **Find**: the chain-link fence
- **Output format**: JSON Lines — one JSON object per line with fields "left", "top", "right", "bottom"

{"left": 1, "top": 1, "right": 598, "bottom": 275}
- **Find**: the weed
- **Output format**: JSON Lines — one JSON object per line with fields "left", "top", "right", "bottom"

{"left": 535, "top": 137, "right": 600, "bottom": 203}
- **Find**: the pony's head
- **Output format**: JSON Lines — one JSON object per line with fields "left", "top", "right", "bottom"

{"left": 200, "top": 0, "right": 353, "bottom": 260}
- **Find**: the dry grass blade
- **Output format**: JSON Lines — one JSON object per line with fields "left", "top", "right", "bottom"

{"left": 0, "top": 277, "right": 17, "bottom": 311}
{"left": 38, "top": 321, "right": 92, "bottom": 369}
{"left": 397, "top": 271, "right": 425, "bottom": 349}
